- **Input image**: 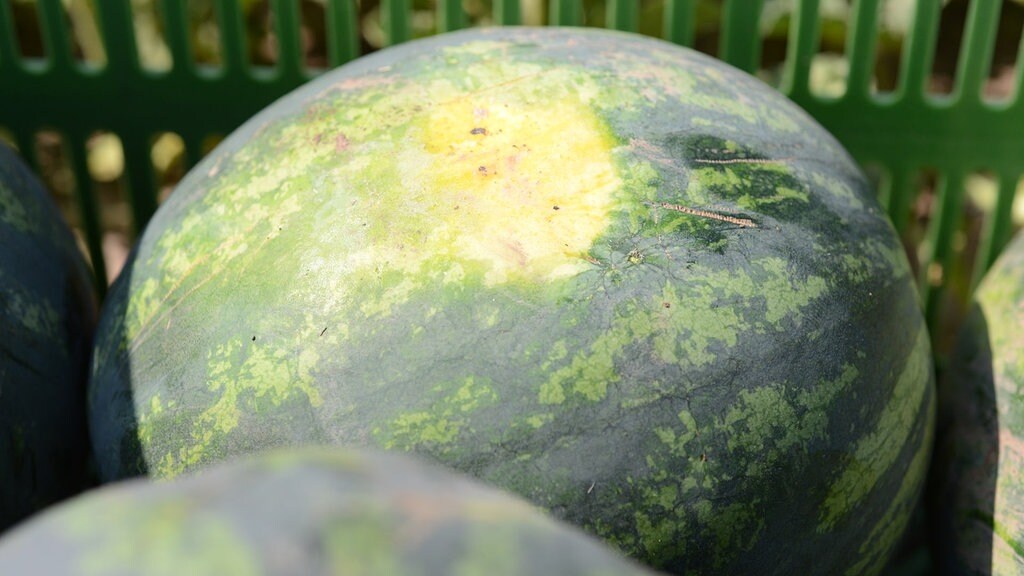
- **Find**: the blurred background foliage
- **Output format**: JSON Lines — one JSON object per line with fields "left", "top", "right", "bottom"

{"left": 4, "top": 0, "right": 1024, "bottom": 289}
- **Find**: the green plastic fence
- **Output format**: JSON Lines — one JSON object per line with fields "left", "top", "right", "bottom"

{"left": 1, "top": 0, "right": 1022, "bottom": 337}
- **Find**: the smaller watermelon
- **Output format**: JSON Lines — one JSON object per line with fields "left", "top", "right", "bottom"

{"left": 932, "top": 231, "right": 1024, "bottom": 574}
{"left": 0, "top": 446, "right": 663, "bottom": 575}
{"left": 0, "top": 143, "right": 98, "bottom": 531}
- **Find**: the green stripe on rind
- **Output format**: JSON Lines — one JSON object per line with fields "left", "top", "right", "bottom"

{"left": 820, "top": 328, "right": 933, "bottom": 531}
{"left": 0, "top": 449, "right": 658, "bottom": 576}
{"left": 843, "top": 356, "right": 935, "bottom": 576}
{"left": 87, "top": 28, "right": 933, "bottom": 575}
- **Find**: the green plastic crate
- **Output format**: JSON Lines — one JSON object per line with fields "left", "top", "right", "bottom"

{"left": 1, "top": 0, "right": 1022, "bottom": 343}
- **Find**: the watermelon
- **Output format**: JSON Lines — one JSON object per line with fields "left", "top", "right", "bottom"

{"left": 932, "top": 231, "right": 1024, "bottom": 574}
{"left": 0, "top": 142, "right": 97, "bottom": 531}
{"left": 0, "top": 446, "right": 660, "bottom": 575}
{"left": 89, "top": 27, "right": 935, "bottom": 574}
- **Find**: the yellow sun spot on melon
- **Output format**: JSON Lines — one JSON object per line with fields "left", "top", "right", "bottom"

{"left": 414, "top": 93, "right": 620, "bottom": 285}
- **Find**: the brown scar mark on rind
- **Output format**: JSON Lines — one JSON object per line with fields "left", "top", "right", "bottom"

{"left": 499, "top": 238, "right": 528, "bottom": 267}
{"left": 644, "top": 201, "right": 758, "bottom": 228}
{"left": 335, "top": 134, "right": 350, "bottom": 152}
{"left": 691, "top": 157, "right": 792, "bottom": 165}
{"left": 207, "top": 157, "right": 224, "bottom": 178}
{"left": 315, "top": 75, "right": 399, "bottom": 100}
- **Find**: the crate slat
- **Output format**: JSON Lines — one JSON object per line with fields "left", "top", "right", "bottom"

{"left": 662, "top": 0, "right": 695, "bottom": 47}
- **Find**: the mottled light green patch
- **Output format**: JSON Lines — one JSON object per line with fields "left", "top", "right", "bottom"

{"left": 725, "top": 365, "right": 858, "bottom": 477}
{"left": 150, "top": 339, "right": 324, "bottom": 478}
{"left": 0, "top": 181, "right": 34, "bottom": 233}
{"left": 546, "top": 340, "right": 569, "bottom": 365}
{"left": 634, "top": 511, "right": 681, "bottom": 561}
{"left": 524, "top": 414, "right": 553, "bottom": 429}
{"left": 746, "top": 186, "right": 808, "bottom": 206}
{"left": 128, "top": 157, "right": 309, "bottom": 344}
{"left": 358, "top": 276, "right": 421, "bottom": 318}
{"left": 540, "top": 322, "right": 622, "bottom": 405}
{"left": 819, "top": 327, "right": 931, "bottom": 531}
{"left": 654, "top": 412, "right": 700, "bottom": 460}
{"left": 324, "top": 507, "right": 407, "bottom": 576}
{"left": 693, "top": 93, "right": 758, "bottom": 125}
{"left": 0, "top": 273, "right": 61, "bottom": 342}
{"left": 979, "top": 245, "right": 1024, "bottom": 385}
{"left": 692, "top": 161, "right": 790, "bottom": 195}
{"left": 811, "top": 171, "right": 865, "bottom": 211}
{"left": 976, "top": 247, "right": 1024, "bottom": 561}
{"left": 844, "top": 390, "right": 934, "bottom": 576}
{"left": 538, "top": 377, "right": 567, "bottom": 405}
{"left": 656, "top": 280, "right": 744, "bottom": 367}
{"left": 63, "top": 498, "right": 260, "bottom": 576}
{"left": 443, "top": 40, "right": 511, "bottom": 57}
{"left": 682, "top": 173, "right": 715, "bottom": 206}
{"left": 377, "top": 377, "right": 498, "bottom": 451}
{"left": 691, "top": 166, "right": 744, "bottom": 194}
{"left": 257, "top": 445, "right": 365, "bottom": 472}
{"left": 452, "top": 523, "right": 523, "bottom": 576}
{"left": 542, "top": 257, "right": 828, "bottom": 406}
{"left": 606, "top": 50, "right": 698, "bottom": 110}
{"left": 756, "top": 257, "right": 828, "bottom": 325}
{"left": 125, "top": 278, "right": 160, "bottom": 341}
{"left": 833, "top": 237, "right": 910, "bottom": 286}
{"left": 149, "top": 395, "right": 164, "bottom": 416}
{"left": 762, "top": 107, "right": 801, "bottom": 133}
{"left": 705, "top": 501, "right": 766, "bottom": 569}
{"left": 630, "top": 362, "right": 861, "bottom": 566}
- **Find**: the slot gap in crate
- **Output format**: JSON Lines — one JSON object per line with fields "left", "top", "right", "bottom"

{"left": 130, "top": 0, "right": 174, "bottom": 73}
{"left": 187, "top": 0, "right": 224, "bottom": 71}
{"left": 983, "top": 0, "right": 1024, "bottom": 103}
{"left": 871, "top": 0, "right": 910, "bottom": 97}
{"left": 248, "top": 0, "right": 278, "bottom": 71}
{"left": 85, "top": 130, "right": 132, "bottom": 284}
{"left": 32, "top": 130, "right": 99, "bottom": 278}
{"left": 10, "top": 0, "right": 46, "bottom": 60}
{"left": 64, "top": 0, "right": 105, "bottom": 68}
{"left": 927, "top": 0, "right": 968, "bottom": 97}
{"left": 757, "top": 0, "right": 793, "bottom": 90}
{"left": 810, "top": 0, "right": 850, "bottom": 100}
{"left": 905, "top": 167, "right": 939, "bottom": 282}
{"left": 692, "top": 0, "right": 721, "bottom": 59}
{"left": 151, "top": 132, "right": 187, "bottom": 205}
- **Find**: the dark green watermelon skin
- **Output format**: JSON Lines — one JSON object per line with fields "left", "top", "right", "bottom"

{"left": 89, "top": 27, "right": 934, "bottom": 575}
{"left": 0, "top": 447, "right": 660, "bottom": 575}
{"left": 0, "top": 143, "right": 98, "bottom": 531}
{"left": 933, "top": 232, "right": 1024, "bottom": 575}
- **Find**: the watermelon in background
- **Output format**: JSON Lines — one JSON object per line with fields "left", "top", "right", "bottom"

{"left": 88, "top": 27, "right": 934, "bottom": 575}
{"left": 0, "top": 446, "right": 662, "bottom": 575}
{"left": 0, "top": 143, "right": 98, "bottom": 531}
{"left": 932, "top": 231, "right": 1024, "bottom": 575}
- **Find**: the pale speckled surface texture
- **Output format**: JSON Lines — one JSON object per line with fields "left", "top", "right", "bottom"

{"left": 88, "top": 27, "right": 934, "bottom": 575}
{"left": 0, "top": 447, "right": 660, "bottom": 575}
{"left": 934, "top": 231, "right": 1024, "bottom": 575}
{"left": 0, "top": 143, "right": 98, "bottom": 532}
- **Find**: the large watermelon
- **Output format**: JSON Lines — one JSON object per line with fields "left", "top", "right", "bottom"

{"left": 0, "top": 446, "right": 660, "bottom": 575}
{"left": 932, "top": 231, "right": 1024, "bottom": 575}
{"left": 0, "top": 143, "right": 97, "bottom": 531}
{"left": 89, "top": 27, "right": 934, "bottom": 574}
